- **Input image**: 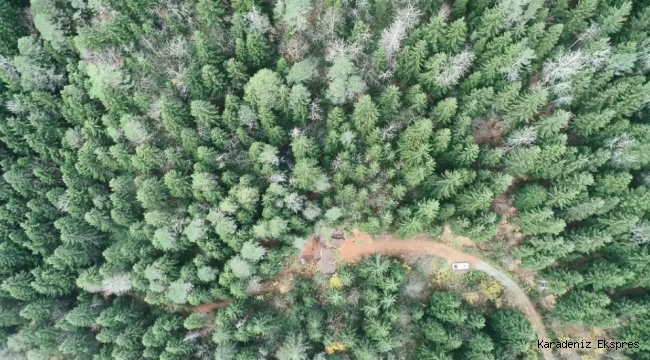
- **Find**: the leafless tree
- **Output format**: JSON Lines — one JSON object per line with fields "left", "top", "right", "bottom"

{"left": 0, "top": 56, "right": 19, "bottom": 81}
{"left": 542, "top": 50, "right": 586, "bottom": 85}
{"left": 640, "top": 38, "right": 650, "bottom": 72}
{"left": 244, "top": 7, "right": 271, "bottom": 34}
{"left": 630, "top": 222, "right": 650, "bottom": 245}
{"left": 308, "top": 101, "right": 323, "bottom": 121}
{"left": 290, "top": 127, "right": 303, "bottom": 139}
{"left": 5, "top": 98, "right": 24, "bottom": 114}
{"left": 284, "top": 192, "right": 304, "bottom": 212}
{"left": 607, "top": 133, "right": 638, "bottom": 168}
{"left": 435, "top": 49, "right": 475, "bottom": 87}
{"left": 379, "top": 20, "right": 407, "bottom": 59}
{"left": 247, "top": 276, "right": 262, "bottom": 294}
{"left": 302, "top": 203, "right": 322, "bottom": 220}
{"left": 280, "top": 34, "right": 311, "bottom": 61}
{"left": 324, "top": 38, "right": 362, "bottom": 62}
{"left": 502, "top": 0, "right": 544, "bottom": 30}
{"left": 183, "top": 331, "right": 202, "bottom": 342}
{"left": 332, "top": 154, "right": 343, "bottom": 171}
{"left": 402, "top": 276, "right": 426, "bottom": 299}
{"left": 269, "top": 172, "right": 287, "bottom": 184}
{"left": 102, "top": 273, "right": 133, "bottom": 295}
{"left": 540, "top": 49, "right": 591, "bottom": 105}
{"left": 436, "top": 3, "right": 451, "bottom": 20}
{"left": 588, "top": 43, "right": 612, "bottom": 68}
{"left": 574, "top": 24, "right": 601, "bottom": 46}
{"left": 504, "top": 126, "right": 538, "bottom": 151}
{"left": 166, "top": 36, "right": 190, "bottom": 59}
{"left": 396, "top": 2, "right": 422, "bottom": 31}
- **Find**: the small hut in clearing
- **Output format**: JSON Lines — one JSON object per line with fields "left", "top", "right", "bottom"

{"left": 316, "top": 247, "right": 336, "bottom": 274}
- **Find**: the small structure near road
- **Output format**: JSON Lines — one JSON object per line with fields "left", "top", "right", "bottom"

{"left": 312, "top": 229, "right": 346, "bottom": 274}
{"left": 317, "top": 247, "right": 337, "bottom": 274}
{"left": 452, "top": 262, "right": 470, "bottom": 270}
{"left": 330, "top": 237, "right": 345, "bottom": 249}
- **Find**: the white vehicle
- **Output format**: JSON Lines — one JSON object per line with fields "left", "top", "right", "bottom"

{"left": 452, "top": 262, "right": 470, "bottom": 270}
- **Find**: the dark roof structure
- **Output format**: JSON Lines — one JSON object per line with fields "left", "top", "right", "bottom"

{"left": 330, "top": 237, "right": 345, "bottom": 249}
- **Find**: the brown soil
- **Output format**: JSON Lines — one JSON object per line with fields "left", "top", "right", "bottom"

{"left": 440, "top": 223, "right": 476, "bottom": 247}
{"left": 492, "top": 211, "right": 539, "bottom": 289}
{"left": 340, "top": 229, "right": 480, "bottom": 266}
{"left": 496, "top": 218, "right": 526, "bottom": 250}
{"left": 491, "top": 193, "right": 516, "bottom": 217}
{"left": 540, "top": 294, "right": 557, "bottom": 310}
{"left": 490, "top": 191, "right": 525, "bottom": 250}
{"left": 472, "top": 117, "right": 505, "bottom": 146}
{"left": 501, "top": 257, "right": 537, "bottom": 288}
{"left": 260, "top": 235, "right": 324, "bottom": 293}
{"left": 186, "top": 301, "right": 229, "bottom": 313}
{"left": 301, "top": 237, "right": 320, "bottom": 262}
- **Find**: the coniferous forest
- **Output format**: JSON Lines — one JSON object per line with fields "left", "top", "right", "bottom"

{"left": 1, "top": 0, "right": 650, "bottom": 359}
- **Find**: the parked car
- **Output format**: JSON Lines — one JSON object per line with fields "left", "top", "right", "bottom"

{"left": 451, "top": 262, "right": 470, "bottom": 270}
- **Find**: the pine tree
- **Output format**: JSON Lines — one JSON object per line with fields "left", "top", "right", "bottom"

{"left": 488, "top": 308, "right": 536, "bottom": 355}
{"left": 135, "top": 177, "right": 169, "bottom": 210}
{"left": 597, "top": 1, "right": 632, "bottom": 36}
{"left": 244, "top": 69, "right": 283, "bottom": 109}
{"left": 190, "top": 100, "right": 220, "bottom": 128}
{"left": 2, "top": 271, "right": 37, "bottom": 301}
{"left": 554, "top": 290, "right": 617, "bottom": 328}
{"left": 431, "top": 170, "right": 475, "bottom": 199}
{"left": 533, "top": 24, "right": 563, "bottom": 59}
{"left": 505, "top": 88, "right": 548, "bottom": 125}
{"left": 397, "top": 40, "right": 427, "bottom": 83}
{"left": 562, "top": 0, "right": 599, "bottom": 36}
{"left": 456, "top": 186, "right": 494, "bottom": 214}
{"left": 514, "top": 207, "right": 566, "bottom": 236}
{"left": 276, "top": 333, "right": 310, "bottom": 360}
{"left": 352, "top": 95, "right": 379, "bottom": 140}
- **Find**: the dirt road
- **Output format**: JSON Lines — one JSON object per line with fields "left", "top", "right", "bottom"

{"left": 339, "top": 229, "right": 554, "bottom": 360}
{"left": 188, "top": 228, "right": 553, "bottom": 359}
{"left": 475, "top": 262, "right": 553, "bottom": 360}
{"left": 340, "top": 229, "right": 482, "bottom": 265}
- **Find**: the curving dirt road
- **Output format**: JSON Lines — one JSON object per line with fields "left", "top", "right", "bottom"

{"left": 339, "top": 229, "right": 554, "bottom": 360}
{"left": 474, "top": 262, "right": 553, "bottom": 360}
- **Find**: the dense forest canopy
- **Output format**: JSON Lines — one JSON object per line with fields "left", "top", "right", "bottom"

{"left": 212, "top": 257, "right": 540, "bottom": 359}
{"left": 0, "top": 0, "right": 650, "bottom": 358}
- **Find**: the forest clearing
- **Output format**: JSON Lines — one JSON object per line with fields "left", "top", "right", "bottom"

{"left": 190, "top": 227, "right": 555, "bottom": 359}
{"left": 333, "top": 228, "right": 554, "bottom": 360}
